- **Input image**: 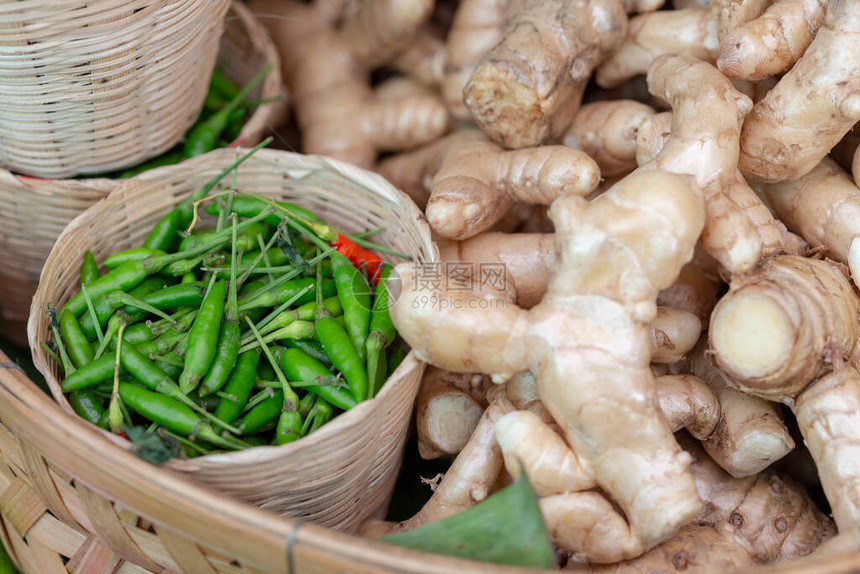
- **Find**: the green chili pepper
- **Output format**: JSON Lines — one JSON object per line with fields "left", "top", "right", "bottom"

{"left": 314, "top": 311, "right": 367, "bottom": 403}
{"left": 302, "top": 399, "right": 334, "bottom": 435}
{"left": 199, "top": 217, "right": 242, "bottom": 397}
{"left": 214, "top": 350, "right": 260, "bottom": 424}
{"left": 236, "top": 388, "right": 284, "bottom": 435}
{"left": 178, "top": 222, "right": 268, "bottom": 253}
{"left": 237, "top": 278, "right": 335, "bottom": 311}
{"left": 204, "top": 90, "right": 228, "bottom": 112}
{"left": 122, "top": 322, "right": 155, "bottom": 346}
{"left": 204, "top": 196, "right": 318, "bottom": 228}
{"left": 60, "top": 309, "right": 94, "bottom": 369}
{"left": 279, "top": 348, "right": 357, "bottom": 411}
{"left": 333, "top": 253, "right": 372, "bottom": 363}
{"left": 183, "top": 65, "right": 270, "bottom": 158}
{"left": 179, "top": 279, "right": 226, "bottom": 394}
{"left": 274, "top": 410, "right": 303, "bottom": 445}
{"left": 285, "top": 339, "right": 333, "bottom": 369}
{"left": 80, "top": 251, "right": 100, "bottom": 285}
{"left": 62, "top": 230, "right": 236, "bottom": 318}
{"left": 209, "top": 68, "right": 241, "bottom": 101}
{"left": 298, "top": 392, "right": 316, "bottom": 418}
{"left": 143, "top": 209, "right": 182, "bottom": 252}
{"left": 79, "top": 277, "right": 166, "bottom": 339}
{"left": 120, "top": 342, "right": 239, "bottom": 434}
{"left": 103, "top": 248, "right": 167, "bottom": 269}
{"left": 366, "top": 264, "right": 397, "bottom": 398}
{"left": 118, "top": 383, "right": 246, "bottom": 451}
{"left": 70, "top": 389, "right": 107, "bottom": 428}
{"left": 61, "top": 340, "right": 158, "bottom": 392}
{"left": 110, "top": 282, "right": 207, "bottom": 321}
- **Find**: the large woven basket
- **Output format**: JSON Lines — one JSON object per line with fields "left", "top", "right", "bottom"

{"left": 0, "top": 0, "right": 282, "bottom": 349}
{"left": 0, "top": 0, "right": 229, "bottom": 178}
{"left": 0, "top": 365, "right": 858, "bottom": 574}
{"left": 28, "top": 148, "right": 435, "bottom": 532}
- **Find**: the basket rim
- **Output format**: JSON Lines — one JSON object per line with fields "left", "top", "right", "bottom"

{"left": 27, "top": 147, "right": 435, "bottom": 462}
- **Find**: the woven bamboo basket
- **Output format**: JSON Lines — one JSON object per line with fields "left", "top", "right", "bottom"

{"left": 0, "top": 0, "right": 282, "bottom": 349}
{"left": 0, "top": 358, "right": 856, "bottom": 573}
{"left": 0, "top": 0, "right": 229, "bottom": 179}
{"left": 28, "top": 148, "right": 435, "bottom": 533}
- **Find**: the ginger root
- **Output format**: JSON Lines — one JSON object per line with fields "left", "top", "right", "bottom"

{"left": 562, "top": 101, "right": 656, "bottom": 177}
{"left": 461, "top": 0, "right": 628, "bottom": 148}
{"left": 361, "top": 398, "right": 513, "bottom": 537}
{"left": 738, "top": 0, "right": 859, "bottom": 182}
{"left": 794, "top": 367, "right": 860, "bottom": 535}
{"left": 650, "top": 308, "right": 703, "bottom": 364}
{"left": 717, "top": 0, "right": 828, "bottom": 81}
{"left": 438, "top": 232, "right": 556, "bottom": 309}
{"left": 689, "top": 340, "right": 794, "bottom": 477}
{"left": 376, "top": 129, "right": 600, "bottom": 240}
{"left": 416, "top": 367, "right": 487, "bottom": 459}
{"left": 565, "top": 437, "right": 835, "bottom": 571}
{"left": 709, "top": 256, "right": 860, "bottom": 400}
{"left": 635, "top": 103, "right": 785, "bottom": 277}
{"left": 249, "top": 0, "right": 448, "bottom": 168}
{"left": 596, "top": 9, "right": 718, "bottom": 89}
{"left": 709, "top": 253, "right": 860, "bottom": 537}
{"left": 655, "top": 375, "right": 719, "bottom": 440}
{"left": 754, "top": 158, "right": 860, "bottom": 265}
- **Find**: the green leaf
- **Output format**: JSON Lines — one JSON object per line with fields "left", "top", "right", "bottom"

{"left": 382, "top": 473, "right": 555, "bottom": 569}
{"left": 124, "top": 425, "right": 174, "bottom": 465}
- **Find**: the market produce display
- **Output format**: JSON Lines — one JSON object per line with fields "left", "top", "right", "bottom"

{"left": 39, "top": 148, "right": 403, "bottom": 459}
{"left": 3, "top": 0, "right": 860, "bottom": 572}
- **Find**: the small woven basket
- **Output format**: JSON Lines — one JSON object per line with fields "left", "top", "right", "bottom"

{"left": 28, "top": 148, "right": 436, "bottom": 532}
{"left": 0, "top": 0, "right": 282, "bottom": 349}
{"left": 0, "top": 0, "right": 230, "bottom": 178}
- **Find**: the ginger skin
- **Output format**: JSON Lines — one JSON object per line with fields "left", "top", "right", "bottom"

{"left": 562, "top": 101, "right": 655, "bottom": 177}
{"left": 438, "top": 232, "right": 556, "bottom": 309}
{"left": 376, "top": 129, "right": 600, "bottom": 240}
{"left": 754, "top": 158, "right": 860, "bottom": 265}
{"left": 636, "top": 107, "right": 784, "bottom": 277}
{"left": 737, "top": 0, "right": 859, "bottom": 182}
{"left": 462, "top": 0, "right": 628, "bottom": 148}
{"left": 718, "top": 0, "right": 828, "bottom": 81}
{"left": 249, "top": 0, "right": 447, "bottom": 168}
{"left": 650, "top": 308, "right": 702, "bottom": 364}
{"left": 794, "top": 367, "right": 860, "bottom": 536}
{"left": 565, "top": 438, "right": 834, "bottom": 572}
{"left": 596, "top": 9, "right": 718, "bottom": 89}
{"left": 710, "top": 0, "right": 772, "bottom": 41}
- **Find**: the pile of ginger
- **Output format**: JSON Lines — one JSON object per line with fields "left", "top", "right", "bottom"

{"left": 251, "top": 0, "right": 860, "bottom": 570}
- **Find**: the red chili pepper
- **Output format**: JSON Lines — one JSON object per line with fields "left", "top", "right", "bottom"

{"left": 332, "top": 234, "right": 383, "bottom": 284}
{"left": 227, "top": 136, "right": 246, "bottom": 149}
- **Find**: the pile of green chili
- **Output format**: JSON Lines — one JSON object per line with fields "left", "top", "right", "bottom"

{"left": 44, "top": 145, "right": 406, "bottom": 460}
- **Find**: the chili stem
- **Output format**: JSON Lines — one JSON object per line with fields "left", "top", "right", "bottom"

{"left": 81, "top": 283, "right": 105, "bottom": 346}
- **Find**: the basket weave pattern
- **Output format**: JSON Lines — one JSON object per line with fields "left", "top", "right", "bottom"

{"left": 0, "top": 0, "right": 230, "bottom": 179}
{"left": 0, "top": 0, "right": 281, "bottom": 348}
{"left": 29, "top": 149, "right": 435, "bottom": 532}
